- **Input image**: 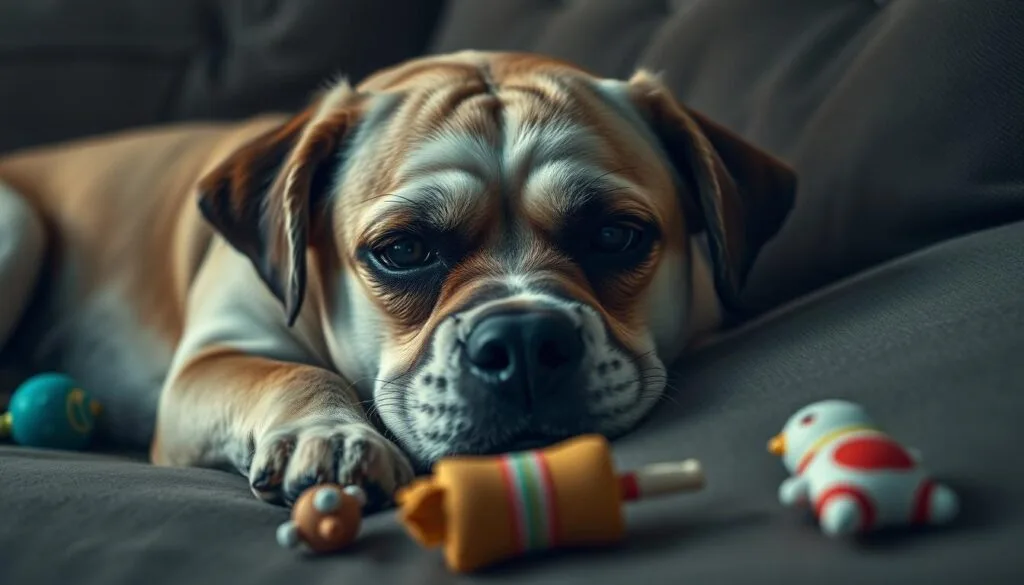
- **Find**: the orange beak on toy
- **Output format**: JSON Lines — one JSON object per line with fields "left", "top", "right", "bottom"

{"left": 768, "top": 434, "right": 786, "bottom": 456}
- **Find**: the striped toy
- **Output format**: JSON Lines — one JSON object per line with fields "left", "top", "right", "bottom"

{"left": 397, "top": 434, "right": 705, "bottom": 573}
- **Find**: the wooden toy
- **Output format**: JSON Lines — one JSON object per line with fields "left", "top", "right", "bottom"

{"left": 396, "top": 434, "right": 705, "bottom": 573}
{"left": 0, "top": 373, "right": 101, "bottom": 450}
{"left": 769, "top": 399, "right": 959, "bottom": 536}
{"left": 276, "top": 484, "right": 367, "bottom": 553}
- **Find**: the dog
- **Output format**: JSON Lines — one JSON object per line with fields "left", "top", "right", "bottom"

{"left": 0, "top": 51, "right": 795, "bottom": 506}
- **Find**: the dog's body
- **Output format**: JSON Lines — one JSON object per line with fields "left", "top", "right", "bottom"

{"left": 0, "top": 119, "right": 286, "bottom": 444}
{"left": 0, "top": 52, "right": 795, "bottom": 506}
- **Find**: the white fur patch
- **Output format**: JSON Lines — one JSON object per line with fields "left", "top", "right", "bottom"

{"left": 645, "top": 246, "right": 691, "bottom": 359}
{"left": 323, "top": 270, "right": 386, "bottom": 401}
{"left": 368, "top": 169, "right": 488, "bottom": 233}
{"left": 398, "top": 132, "right": 502, "bottom": 185}
{"left": 0, "top": 180, "right": 45, "bottom": 347}
{"left": 170, "top": 245, "right": 326, "bottom": 379}
{"left": 504, "top": 119, "right": 601, "bottom": 177}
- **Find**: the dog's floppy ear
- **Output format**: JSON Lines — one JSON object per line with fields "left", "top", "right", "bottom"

{"left": 197, "top": 85, "right": 360, "bottom": 326}
{"left": 626, "top": 71, "right": 797, "bottom": 311}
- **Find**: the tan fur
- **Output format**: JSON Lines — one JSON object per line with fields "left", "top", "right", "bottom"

{"left": 0, "top": 117, "right": 287, "bottom": 342}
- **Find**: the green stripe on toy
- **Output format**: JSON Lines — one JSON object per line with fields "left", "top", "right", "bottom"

{"left": 500, "top": 451, "right": 558, "bottom": 551}
{"left": 0, "top": 373, "right": 102, "bottom": 450}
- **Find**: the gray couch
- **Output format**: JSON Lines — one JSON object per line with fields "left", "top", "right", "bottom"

{"left": 2, "top": 1, "right": 1023, "bottom": 583}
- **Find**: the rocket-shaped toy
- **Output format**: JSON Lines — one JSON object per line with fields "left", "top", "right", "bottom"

{"left": 397, "top": 434, "right": 705, "bottom": 573}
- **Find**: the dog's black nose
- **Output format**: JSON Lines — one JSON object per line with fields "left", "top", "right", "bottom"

{"left": 465, "top": 310, "right": 583, "bottom": 403}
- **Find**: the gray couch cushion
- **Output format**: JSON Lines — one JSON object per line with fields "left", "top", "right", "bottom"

{"left": 0, "top": 0, "right": 444, "bottom": 154}
{"left": 4, "top": 220, "right": 1023, "bottom": 584}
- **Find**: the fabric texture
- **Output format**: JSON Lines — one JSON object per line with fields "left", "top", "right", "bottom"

{"left": 0, "top": 0, "right": 444, "bottom": 153}
{"left": 1, "top": 0, "right": 1023, "bottom": 583}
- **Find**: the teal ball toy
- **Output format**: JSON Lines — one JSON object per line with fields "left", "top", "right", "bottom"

{"left": 0, "top": 373, "right": 102, "bottom": 450}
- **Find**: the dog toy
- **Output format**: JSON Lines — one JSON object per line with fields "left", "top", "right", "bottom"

{"left": 276, "top": 484, "right": 367, "bottom": 553}
{"left": 768, "top": 399, "right": 959, "bottom": 536}
{"left": 0, "top": 373, "right": 102, "bottom": 450}
{"left": 396, "top": 434, "right": 706, "bottom": 573}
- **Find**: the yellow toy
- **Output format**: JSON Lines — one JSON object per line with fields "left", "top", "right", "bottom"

{"left": 397, "top": 434, "right": 705, "bottom": 573}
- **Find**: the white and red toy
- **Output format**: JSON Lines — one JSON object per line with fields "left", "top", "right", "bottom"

{"left": 768, "top": 399, "right": 959, "bottom": 537}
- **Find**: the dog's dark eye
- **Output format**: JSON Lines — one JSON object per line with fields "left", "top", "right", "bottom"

{"left": 375, "top": 236, "right": 434, "bottom": 269}
{"left": 592, "top": 223, "right": 642, "bottom": 254}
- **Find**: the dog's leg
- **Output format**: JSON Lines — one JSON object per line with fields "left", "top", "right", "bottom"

{"left": 0, "top": 180, "right": 45, "bottom": 352}
{"left": 150, "top": 245, "right": 413, "bottom": 509}
{"left": 153, "top": 348, "right": 412, "bottom": 508}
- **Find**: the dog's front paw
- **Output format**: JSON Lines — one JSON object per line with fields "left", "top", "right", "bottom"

{"left": 248, "top": 419, "right": 413, "bottom": 510}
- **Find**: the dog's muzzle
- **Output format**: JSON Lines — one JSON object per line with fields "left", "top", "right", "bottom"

{"left": 462, "top": 309, "right": 585, "bottom": 422}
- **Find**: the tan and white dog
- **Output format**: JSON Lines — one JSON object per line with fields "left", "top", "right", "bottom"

{"left": 0, "top": 51, "right": 795, "bottom": 507}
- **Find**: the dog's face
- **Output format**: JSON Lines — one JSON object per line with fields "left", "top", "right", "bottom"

{"left": 199, "top": 52, "right": 796, "bottom": 466}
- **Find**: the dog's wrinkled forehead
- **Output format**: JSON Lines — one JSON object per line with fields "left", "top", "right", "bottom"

{"left": 342, "top": 56, "right": 681, "bottom": 270}
{"left": 336, "top": 52, "right": 680, "bottom": 242}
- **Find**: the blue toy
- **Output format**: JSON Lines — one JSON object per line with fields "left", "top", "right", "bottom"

{"left": 0, "top": 373, "right": 102, "bottom": 450}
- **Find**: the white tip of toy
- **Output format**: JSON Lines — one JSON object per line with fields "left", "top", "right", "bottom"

{"left": 778, "top": 477, "right": 808, "bottom": 507}
{"left": 343, "top": 484, "right": 367, "bottom": 507}
{"left": 928, "top": 484, "right": 960, "bottom": 525}
{"left": 777, "top": 483, "right": 791, "bottom": 506}
{"left": 819, "top": 496, "right": 861, "bottom": 537}
{"left": 680, "top": 459, "right": 703, "bottom": 479}
{"left": 313, "top": 486, "right": 341, "bottom": 513}
{"left": 276, "top": 522, "right": 300, "bottom": 548}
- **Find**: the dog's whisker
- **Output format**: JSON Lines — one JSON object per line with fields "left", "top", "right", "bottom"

{"left": 635, "top": 379, "right": 681, "bottom": 405}
{"left": 373, "top": 377, "right": 417, "bottom": 389}
{"left": 634, "top": 348, "right": 659, "bottom": 362}
{"left": 655, "top": 390, "right": 681, "bottom": 407}
{"left": 378, "top": 413, "right": 416, "bottom": 447}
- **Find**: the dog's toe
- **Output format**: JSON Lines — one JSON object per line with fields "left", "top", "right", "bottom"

{"left": 248, "top": 430, "right": 296, "bottom": 503}
{"left": 332, "top": 426, "right": 414, "bottom": 512}
{"left": 281, "top": 432, "right": 339, "bottom": 504}
{"left": 248, "top": 420, "right": 412, "bottom": 509}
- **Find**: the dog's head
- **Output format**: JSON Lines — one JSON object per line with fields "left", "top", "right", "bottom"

{"left": 197, "top": 52, "right": 796, "bottom": 466}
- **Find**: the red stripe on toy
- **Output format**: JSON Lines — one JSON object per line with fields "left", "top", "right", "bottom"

{"left": 618, "top": 473, "right": 640, "bottom": 501}
{"left": 911, "top": 480, "right": 936, "bottom": 524}
{"left": 533, "top": 451, "right": 560, "bottom": 546}
{"left": 814, "top": 484, "right": 877, "bottom": 532}
{"left": 498, "top": 455, "right": 527, "bottom": 553}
